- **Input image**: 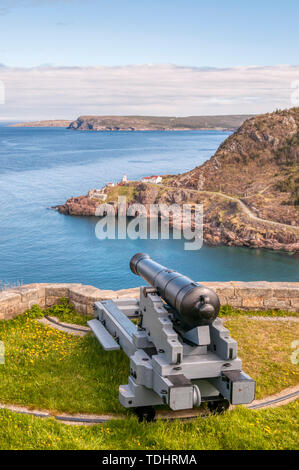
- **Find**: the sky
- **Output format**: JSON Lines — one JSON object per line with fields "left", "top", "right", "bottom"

{"left": 0, "top": 0, "right": 299, "bottom": 120}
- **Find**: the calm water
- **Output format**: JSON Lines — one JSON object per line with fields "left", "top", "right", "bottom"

{"left": 0, "top": 125, "right": 298, "bottom": 290}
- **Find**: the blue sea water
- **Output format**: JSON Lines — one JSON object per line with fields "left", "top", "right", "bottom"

{"left": 0, "top": 125, "right": 298, "bottom": 290}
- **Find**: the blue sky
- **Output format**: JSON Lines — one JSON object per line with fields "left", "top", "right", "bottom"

{"left": 0, "top": 0, "right": 298, "bottom": 68}
{"left": 0, "top": 0, "right": 298, "bottom": 119}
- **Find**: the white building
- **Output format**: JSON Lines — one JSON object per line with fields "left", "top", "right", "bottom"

{"left": 141, "top": 175, "right": 162, "bottom": 184}
{"left": 88, "top": 189, "right": 107, "bottom": 201}
{"left": 122, "top": 174, "right": 128, "bottom": 183}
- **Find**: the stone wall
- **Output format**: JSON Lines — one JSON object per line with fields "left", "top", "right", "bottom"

{"left": 0, "top": 281, "right": 298, "bottom": 320}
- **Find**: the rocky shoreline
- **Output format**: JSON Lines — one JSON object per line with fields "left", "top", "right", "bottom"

{"left": 53, "top": 183, "right": 299, "bottom": 253}
{"left": 53, "top": 108, "right": 299, "bottom": 254}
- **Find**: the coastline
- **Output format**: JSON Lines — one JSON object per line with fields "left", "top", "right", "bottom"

{"left": 52, "top": 107, "right": 299, "bottom": 256}
{"left": 9, "top": 122, "right": 235, "bottom": 132}
{"left": 53, "top": 183, "right": 299, "bottom": 254}
{"left": 9, "top": 120, "right": 73, "bottom": 128}
{"left": 9, "top": 114, "right": 252, "bottom": 131}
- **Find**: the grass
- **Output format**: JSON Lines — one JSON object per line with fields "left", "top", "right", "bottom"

{"left": 225, "top": 318, "right": 299, "bottom": 399}
{"left": 220, "top": 304, "right": 299, "bottom": 318}
{"left": 0, "top": 307, "right": 129, "bottom": 415}
{"left": 0, "top": 303, "right": 297, "bottom": 417}
{"left": 0, "top": 402, "right": 297, "bottom": 450}
{"left": 0, "top": 302, "right": 298, "bottom": 450}
{"left": 106, "top": 184, "right": 136, "bottom": 203}
{"left": 45, "top": 298, "right": 93, "bottom": 325}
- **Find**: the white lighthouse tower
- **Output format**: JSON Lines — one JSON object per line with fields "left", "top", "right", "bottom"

{"left": 122, "top": 173, "right": 128, "bottom": 183}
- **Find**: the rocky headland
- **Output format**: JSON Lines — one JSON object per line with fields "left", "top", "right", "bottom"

{"left": 54, "top": 108, "right": 299, "bottom": 252}
{"left": 10, "top": 120, "right": 73, "bottom": 128}
{"left": 67, "top": 115, "right": 252, "bottom": 131}
{"left": 10, "top": 115, "right": 252, "bottom": 131}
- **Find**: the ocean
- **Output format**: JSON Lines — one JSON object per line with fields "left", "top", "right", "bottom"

{"left": 0, "top": 124, "right": 298, "bottom": 290}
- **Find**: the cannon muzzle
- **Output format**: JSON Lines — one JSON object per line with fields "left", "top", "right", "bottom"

{"left": 130, "top": 253, "right": 220, "bottom": 329}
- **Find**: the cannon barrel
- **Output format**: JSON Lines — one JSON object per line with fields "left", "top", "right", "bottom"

{"left": 130, "top": 253, "right": 220, "bottom": 328}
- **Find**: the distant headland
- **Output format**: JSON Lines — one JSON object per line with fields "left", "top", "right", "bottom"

{"left": 10, "top": 120, "right": 72, "bottom": 128}
{"left": 9, "top": 115, "right": 253, "bottom": 131}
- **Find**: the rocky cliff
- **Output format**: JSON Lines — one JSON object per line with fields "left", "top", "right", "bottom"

{"left": 171, "top": 108, "right": 299, "bottom": 225}
{"left": 68, "top": 115, "right": 252, "bottom": 131}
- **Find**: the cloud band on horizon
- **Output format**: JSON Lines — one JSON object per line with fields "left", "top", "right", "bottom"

{"left": 0, "top": 64, "right": 298, "bottom": 121}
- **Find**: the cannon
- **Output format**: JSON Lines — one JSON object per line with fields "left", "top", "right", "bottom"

{"left": 130, "top": 252, "right": 220, "bottom": 329}
{"left": 88, "top": 254, "right": 255, "bottom": 421}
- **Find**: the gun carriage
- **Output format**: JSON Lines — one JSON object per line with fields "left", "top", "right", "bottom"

{"left": 88, "top": 253, "right": 255, "bottom": 421}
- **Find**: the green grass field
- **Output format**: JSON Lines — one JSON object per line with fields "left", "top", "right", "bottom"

{"left": 220, "top": 304, "right": 299, "bottom": 318}
{"left": 0, "top": 403, "right": 297, "bottom": 450}
{"left": 0, "top": 301, "right": 298, "bottom": 449}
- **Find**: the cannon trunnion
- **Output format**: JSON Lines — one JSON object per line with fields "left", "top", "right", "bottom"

{"left": 89, "top": 254, "right": 255, "bottom": 421}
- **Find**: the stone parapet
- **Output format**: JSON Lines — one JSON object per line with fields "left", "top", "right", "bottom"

{"left": 0, "top": 281, "right": 298, "bottom": 320}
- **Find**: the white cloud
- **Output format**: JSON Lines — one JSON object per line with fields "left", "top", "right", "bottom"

{"left": 0, "top": 64, "right": 298, "bottom": 121}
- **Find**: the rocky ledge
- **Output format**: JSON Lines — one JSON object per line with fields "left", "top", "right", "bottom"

{"left": 53, "top": 182, "right": 299, "bottom": 253}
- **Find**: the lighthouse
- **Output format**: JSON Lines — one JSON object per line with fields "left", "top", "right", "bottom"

{"left": 122, "top": 173, "right": 128, "bottom": 183}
